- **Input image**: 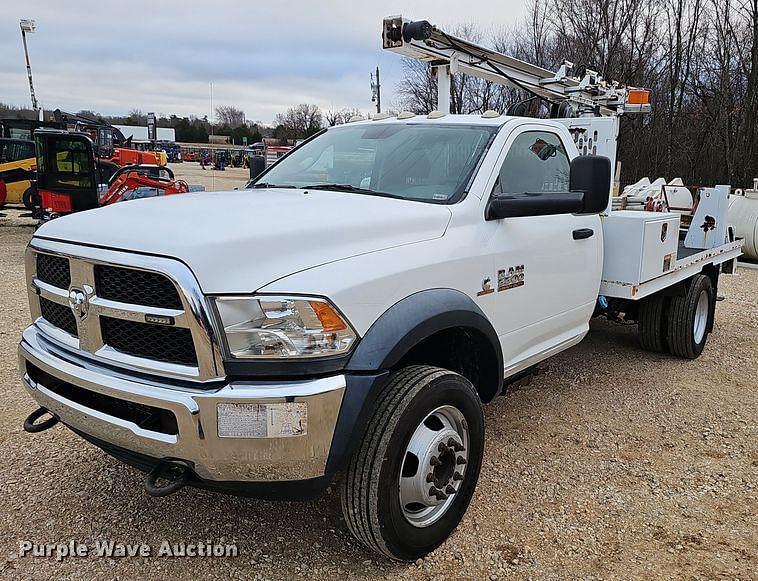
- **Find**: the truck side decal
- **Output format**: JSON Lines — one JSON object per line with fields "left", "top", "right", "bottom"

{"left": 497, "top": 265, "right": 525, "bottom": 292}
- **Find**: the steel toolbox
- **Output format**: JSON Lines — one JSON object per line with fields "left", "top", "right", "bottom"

{"left": 601, "top": 210, "right": 681, "bottom": 285}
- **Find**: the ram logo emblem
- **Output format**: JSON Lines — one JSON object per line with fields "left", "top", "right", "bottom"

{"left": 68, "top": 285, "right": 93, "bottom": 321}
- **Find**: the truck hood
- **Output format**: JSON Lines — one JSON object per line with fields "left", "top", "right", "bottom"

{"left": 35, "top": 189, "right": 452, "bottom": 293}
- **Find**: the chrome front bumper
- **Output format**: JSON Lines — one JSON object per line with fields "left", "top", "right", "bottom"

{"left": 18, "top": 325, "right": 345, "bottom": 482}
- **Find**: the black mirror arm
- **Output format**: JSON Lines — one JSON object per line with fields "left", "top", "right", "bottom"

{"left": 485, "top": 191, "right": 584, "bottom": 220}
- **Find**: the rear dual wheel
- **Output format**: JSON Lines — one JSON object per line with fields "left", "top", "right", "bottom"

{"left": 638, "top": 294, "right": 670, "bottom": 353}
{"left": 666, "top": 274, "right": 714, "bottom": 359}
{"left": 638, "top": 274, "right": 714, "bottom": 359}
{"left": 341, "top": 365, "right": 484, "bottom": 561}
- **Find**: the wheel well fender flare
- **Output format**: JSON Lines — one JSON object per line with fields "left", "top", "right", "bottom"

{"left": 345, "top": 288, "right": 503, "bottom": 387}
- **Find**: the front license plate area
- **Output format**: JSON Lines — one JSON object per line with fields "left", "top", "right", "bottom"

{"left": 217, "top": 402, "right": 307, "bottom": 438}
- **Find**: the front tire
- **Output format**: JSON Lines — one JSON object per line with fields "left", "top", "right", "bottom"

{"left": 341, "top": 365, "right": 484, "bottom": 561}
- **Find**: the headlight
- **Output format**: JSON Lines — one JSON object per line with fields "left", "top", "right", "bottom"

{"left": 213, "top": 296, "right": 357, "bottom": 359}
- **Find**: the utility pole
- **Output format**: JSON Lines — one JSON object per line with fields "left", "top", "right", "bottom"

{"left": 370, "top": 66, "right": 381, "bottom": 114}
{"left": 20, "top": 19, "right": 39, "bottom": 112}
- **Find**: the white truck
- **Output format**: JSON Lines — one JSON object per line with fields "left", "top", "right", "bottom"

{"left": 18, "top": 17, "right": 743, "bottom": 561}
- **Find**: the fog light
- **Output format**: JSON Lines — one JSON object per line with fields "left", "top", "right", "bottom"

{"left": 217, "top": 402, "right": 307, "bottom": 438}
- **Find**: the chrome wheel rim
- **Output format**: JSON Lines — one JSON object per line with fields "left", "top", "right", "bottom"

{"left": 399, "top": 405, "right": 469, "bottom": 528}
{"left": 693, "top": 290, "right": 709, "bottom": 344}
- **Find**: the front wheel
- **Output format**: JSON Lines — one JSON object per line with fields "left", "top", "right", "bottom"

{"left": 341, "top": 365, "right": 484, "bottom": 561}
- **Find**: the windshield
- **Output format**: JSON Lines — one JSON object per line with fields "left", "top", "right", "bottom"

{"left": 250, "top": 123, "right": 498, "bottom": 203}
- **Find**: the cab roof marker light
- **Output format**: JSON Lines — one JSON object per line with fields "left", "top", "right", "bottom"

{"left": 397, "top": 111, "right": 416, "bottom": 120}
{"left": 348, "top": 115, "right": 365, "bottom": 123}
{"left": 372, "top": 112, "right": 392, "bottom": 120}
{"left": 481, "top": 110, "right": 501, "bottom": 118}
{"left": 427, "top": 110, "right": 446, "bottom": 119}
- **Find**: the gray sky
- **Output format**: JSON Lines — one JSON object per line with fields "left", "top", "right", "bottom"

{"left": 1, "top": 1, "right": 527, "bottom": 125}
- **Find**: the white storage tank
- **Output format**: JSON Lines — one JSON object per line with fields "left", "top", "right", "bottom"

{"left": 729, "top": 179, "right": 758, "bottom": 260}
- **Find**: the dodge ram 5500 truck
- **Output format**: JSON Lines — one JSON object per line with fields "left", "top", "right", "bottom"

{"left": 18, "top": 18, "right": 742, "bottom": 561}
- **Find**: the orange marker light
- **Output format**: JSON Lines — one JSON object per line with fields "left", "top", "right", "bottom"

{"left": 309, "top": 301, "right": 347, "bottom": 332}
{"left": 627, "top": 89, "right": 650, "bottom": 106}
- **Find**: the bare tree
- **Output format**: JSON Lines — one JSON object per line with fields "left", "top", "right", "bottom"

{"left": 660, "top": 0, "right": 705, "bottom": 174}
{"left": 275, "top": 104, "right": 323, "bottom": 140}
{"left": 325, "top": 107, "right": 362, "bottom": 126}
{"left": 733, "top": 0, "right": 758, "bottom": 181}
{"left": 397, "top": 57, "right": 438, "bottom": 113}
{"left": 215, "top": 105, "right": 246, "bottom": 128}
{"left": 127, "top": 108, "right": 147, "bottom": 125}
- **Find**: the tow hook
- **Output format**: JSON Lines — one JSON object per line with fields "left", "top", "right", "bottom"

{"left": 144, "top": 459, "right": 192, "bottom": 497}
{"left": 23, "top": 407, "right": 59, "bottom": 433}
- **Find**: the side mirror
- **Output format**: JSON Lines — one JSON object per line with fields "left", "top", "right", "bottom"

{"left": 486, "top": 191, "right": 584, "bottom": 220}
{"left": 485, "top": 154, "right": 612, "bottom": 220}
{"left": 249, "top": 155, "right": 266, "bottom": 180}
{"left": 569, "top": 155, "right": 611, "bottom": 213}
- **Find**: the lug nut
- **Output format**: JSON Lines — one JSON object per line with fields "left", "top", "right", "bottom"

{"left": 456, "top": 456, "right": 467, "bottom": 465}
{"left": 426, "top": 472, "right": 435, "bottom": 483}
{"left": 428, "top": 486, "right": 448, "bottom": 501}
{"left": 447, "top": 438, "right": 465, "bottom": 452}
{"left": 438, "top": 442, "right": 447, "bottom": 452}
{"left": 445, "top": 485, "right": 456, "bottom": 494}
{"left": 430, "top": 456, "right": 441, "bottom": 466}
{"left": 453, "top": 471, "right": 464, "bottom": 481}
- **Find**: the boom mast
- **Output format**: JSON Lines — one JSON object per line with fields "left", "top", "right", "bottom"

{"left": 381, "top": 15, "right": 650, "bottom": 118}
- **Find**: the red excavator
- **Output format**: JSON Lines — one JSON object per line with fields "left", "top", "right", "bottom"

{"left": 98, "top": 165, "right": 189, "bottom": 205}
{"left": 34, "top": 129, "right": 193, "bottom": 221}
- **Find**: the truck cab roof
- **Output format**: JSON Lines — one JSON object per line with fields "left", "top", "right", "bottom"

{"left": 349, "top": 113, "right": 515, "bottom": 128}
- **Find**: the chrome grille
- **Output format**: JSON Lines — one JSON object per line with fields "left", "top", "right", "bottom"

{"left": 94, "top": 265, "right": 183, "bottom": 309}
{"left": 36, "top": 253, "right": 71, "bottom": 289}
{"left": 101, "top": 316, "right": 197, "bottom": 366}
{"left": 26, "top": 240, "right": 224, "bottom": 382}
{"left": 39, "top": 297, "right": 78, "bottom": 337}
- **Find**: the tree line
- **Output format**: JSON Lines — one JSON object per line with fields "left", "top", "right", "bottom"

{"left": 0, "top": 101, "right": 362, "bottom": 146}
{"left": 397, "top": 0, "right": 758, "bottom": 188}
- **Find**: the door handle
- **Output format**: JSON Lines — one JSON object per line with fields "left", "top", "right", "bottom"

{"left": 572, "top": 228, "right": 594, "bottom": 240}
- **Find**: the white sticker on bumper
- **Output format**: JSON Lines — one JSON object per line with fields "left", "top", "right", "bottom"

{"left": 217, "top": 402, "right": 307, "bottom": 438}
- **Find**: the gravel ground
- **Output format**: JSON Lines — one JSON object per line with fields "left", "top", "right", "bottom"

{"left": 0, "top": 207, "right": 755, "bottom": 580}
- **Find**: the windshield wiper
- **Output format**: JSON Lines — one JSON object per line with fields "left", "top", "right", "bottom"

{"left": 250, "top": 182, "right": 296, "bottom": 189}
{"left": 301, "top": 183, "right": 404, "bottom": 199}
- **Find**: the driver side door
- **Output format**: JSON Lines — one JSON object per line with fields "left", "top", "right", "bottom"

{"left": 477, "top": 125, "right": 603, "bottom": 374}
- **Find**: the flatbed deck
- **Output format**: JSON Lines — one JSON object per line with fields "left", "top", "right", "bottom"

{"left": 676, "top": 241, "right": 703, "bottom": 260}
{"left": 600, "top": 239, "right": 743, "bottom": 300}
